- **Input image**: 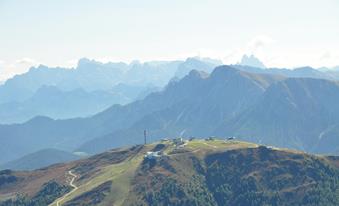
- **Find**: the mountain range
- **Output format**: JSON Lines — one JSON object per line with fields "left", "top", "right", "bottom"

{"left": 1, "top": 64, "right": 339, "bottom": 165}
{"left": 1, "top": 56, "right": 338, "bottom": 125}
{"left": 0, "top": 57, "right": 219, "bottom": 124}
{"left": 0, "top": 85, "right": 149, "bottom": 124}
{"left": 233, "top": 64, "right": 339, "bottom": 80}
{"left": 0, "top": 57, "right": 219, "bottom": 103}
{"left": 78, "top": 66, "right": 339, "bottom": 155}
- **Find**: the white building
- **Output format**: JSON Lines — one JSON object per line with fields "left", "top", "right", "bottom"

{"left": 144, "top": 151, "right": 161, "bottom": 160}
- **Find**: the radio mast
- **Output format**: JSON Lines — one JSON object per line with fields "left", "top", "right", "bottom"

{"left": 144, "top": 130, "right": 147, "bottom": 145}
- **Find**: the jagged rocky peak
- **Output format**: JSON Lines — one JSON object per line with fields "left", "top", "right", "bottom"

{"left": 238, "top": 54, "right": 266, "bottom": 68}
{"left": 77, "top": 57, "right": 103, "bottom": 69}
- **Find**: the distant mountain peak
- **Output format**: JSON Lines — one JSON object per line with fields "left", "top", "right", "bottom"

{"left": 210, "top": 65, "right": 242, "bottom": 78}
{"left": 174, "top": 57, "right": 218, "bottom": 78}
{"left": 28, "top": 64, "right": 49, "bottom": 72}
{"left": 187, "top": 69, "right": 209, "bottom": 79}
{"left": 238, "top": 54, "right": 266, "bottom": 68}
{"left": 77, "top": 58, "right": 103, "bottom": 69}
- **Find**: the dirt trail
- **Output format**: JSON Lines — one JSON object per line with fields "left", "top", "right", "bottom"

{"left": 49, "top": 170, "right": 78, "bottom": 206}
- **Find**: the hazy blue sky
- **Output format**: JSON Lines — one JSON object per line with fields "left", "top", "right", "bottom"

{"left": 0, "top": 0, "right": 338, "bottom": 80}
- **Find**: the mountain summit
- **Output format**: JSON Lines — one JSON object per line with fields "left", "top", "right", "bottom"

{"left": 0, "top": 139, "right": 338, "bottom": 206}
{"left": 238, "top": 54, "right": 266, "bottom": 68}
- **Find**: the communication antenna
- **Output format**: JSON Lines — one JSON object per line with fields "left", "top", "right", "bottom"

{"left": 144, "top": 130, "right": 147, "bottom": 145}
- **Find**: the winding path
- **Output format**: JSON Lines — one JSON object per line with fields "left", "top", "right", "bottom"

{"left": 50, "top": 170, "right": 78, "bottom": 206}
